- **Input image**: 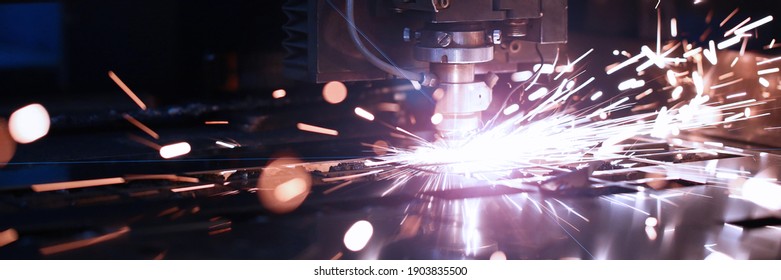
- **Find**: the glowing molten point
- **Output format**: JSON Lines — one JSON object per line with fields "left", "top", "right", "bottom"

{"left": 9, "top": 103, "right": 50, "bottom": 144}
{"left": 343, "top": 220, "right": 373, "bottom": 252}
{"left": 159, "top": 142, "right": 191, "bottom": 159}
{"left": 272, "top": 89, "right": 286, "bottom": 99}
{"left": 323, "top": 81, "right": 347, "bottom": 104}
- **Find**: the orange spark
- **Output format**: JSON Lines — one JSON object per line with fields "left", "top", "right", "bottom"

{"left": 122, "top": 114, "right": 159, "bottom": 139}
{"left": 32, "top": 177, "right": 126, "bottom": 192}
{"left": 108, "top": 71, "right": 147, "bottom": 110}
{"left": 40, "top": 227, "right": 130, "bottom": 255}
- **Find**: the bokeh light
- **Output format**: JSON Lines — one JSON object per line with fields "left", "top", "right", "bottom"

{"left": 323, "top": 81, "right": 348, "bottom": 104}
{"left": 9, "top": 103, "right": 50, "bottom": 144}
{"left": 258, "top": 157, "right": 312, "bottom": 214}
{"left": 343, "top": 220, "right": 373, "bottom": 252}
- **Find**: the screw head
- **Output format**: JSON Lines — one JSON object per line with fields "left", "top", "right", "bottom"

{"left": 436, "top": 32, "right": 452, "bottom": 47}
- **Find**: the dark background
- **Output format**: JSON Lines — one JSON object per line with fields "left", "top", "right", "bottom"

{"left": 0, "top": 0, "right": 779, "bottom": 114}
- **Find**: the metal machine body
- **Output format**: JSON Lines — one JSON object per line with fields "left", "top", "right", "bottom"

{"left": 283, "top": 0, "right": 567, "bottom": 138}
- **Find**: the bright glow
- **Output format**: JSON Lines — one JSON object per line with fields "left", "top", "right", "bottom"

{"left": 718, "top": 36, "right": 742, "bottom": 49}
{"left": 726, "top": 92, "right": 746, "bottom": 99}
{"left": 9, "top": 104, "right": 50, "bottom": 144}
{"left": 618, "top": 78, "right": 645, "bottom": 91}
{"left": 645, "top": 217, "right": 658, "bottom": 227}
{"left": 734, "top": 15, "right": 774, "bottom": 35}
{"left": 215, "top": 141, "right": 237, "bottom": 149}
{"left": 354, "top": 107, "right": 375, "bottom": 121}
{"left": 666, "top": 70, "right": 678, "bottom": 86}
{"left": 323, "top": 81, "right": 348, "bottom": 104}
{"left": 533, "top": 64, "right": 555, "bottom": 74}
{"left": 272, "top": 89, "right": 286, "bottom": 99}
{"left": 297, "top": 123, "right": 339, "bottom": 136}
{"left": 590, "top": 91, "right": 603, "bottom": 101}
{"left": 742, "top": 178, "right": 781, "bottom": 210}
{"left": 123, "top": 114, "right": 159, "bottom": 139}
{"left": 159, "top": 142, "right": 191, "bottom": 159}
{"left": 528, "top": 87, "right": 549, "bottom": 101}
{"left": 343, "top": 220, "right": 373, "bottom": 251}
{"left": 759, "top": 77, "right": 770, "bottom": 88}
{"left": 612, "top": 50, "right": 620, "bottom": 56}
{"left": 745, "top": 107, "right": 752, "bottom": 118}
{"left": 430, "top": 113, "right": 443, "bottom": 125}
{"left": 511, "top": 71, "right": 533, "bottom": 82}
{"left": 503, "top": 104, "right": 520, "bottom": 115}
{"left": 692, "top": 71, "right": 704, "bottom": 95}
{"left": 257, "top": 157, "right": 311, "bottom": 213}
{"left": 490, "top": 251, "right": 507, "bottom": 260}
{"left": 671, "top": 86, "right": 683, "bottom": 100}
{"left": 757, "top": 68, "right": 780, "bottom": 75}
{"left": 670, "top": 18, "right": 678, "bottom": 37}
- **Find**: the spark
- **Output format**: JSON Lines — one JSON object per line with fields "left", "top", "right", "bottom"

{"left": 511, "top": 71, "right": 533, "bottom": 82}
{"left": 703, "top": 41, "right": 718, "bottom": 65}
{"left": 725, "top": 17, "right": 752, "bottom": 37}
{"left": 123, "top": 114, "right": 159, "bottom": 139}
{"left": 31, "top": 177, "right": 126, "bottom": 192}
{"left": 503, "top": 104, "right": 520, "bottom": 115}
{"left": 683, "top": 47, "right": 702, "bottom": 58}
{"left": 590, "top": 91, "right": 603, "bottom": 101}
{"left": 108, "top": 71, "right": 147, "bottom": 110}
{"left": 170, "top": 184, "right": 216, "bottom": 193}
{"left": 297, "top": 123, "right": 339, "bottom": 136}
{"left": 720, "top": 8, "right": 740, "bottom": 27}
{"left": 734, "top": 15, "right": 774, "bottom": 35}
{"left": 717, "top": 36, "right": 742, "bottom": 49}
{"left": 205, "top": 121, "right": 229, "bottom": 125}
{"left": 215, "top": 141, "right": 237, "bottom": 148}
{"left": 757, "top": 68, "right": 780, "bottom": 75}
{"left": 343, "top": 220, "right": 373, "bottom": 251}
{"left": 769, "top": 39, "right": 777, "bottom": 50}
{"left": 666, "top": 70, "right": 678, "bottom": 86}
{"left": 272, "top": 89, "right": 287, "bottom": 99}
{"left": 710, "top": 78, "right": 743, "bottom": 90}
{"left": 606, "top": 52, "right": 644, "bottom": 75}
{"left": 354, "top": 107, "right": 375, "bottom": 121}
{"left": 730, "top": 57, "right": 740, "bottom": 68}
{"left": 671, "top": 86, "right": 683, "bottom": 100}
{"left": 555, "top": 48, "right": 593, "bottom": 80}
{"left": 159, "top": 142, "right": 191, "bottom": 159}
{"left": 40, "top": 227, "right": 130, "bottom": 255}
{"left": 759, "top": 77, "right": 770, "bottom": 88}
{"left": 726, "top": 92, "right": 747, "bottom": 99}
{"left": 670, "top": 18, "right": 678, "bottom": 37}
{"left": 528, "top": 87, "right": 549, "bottom": 101}
{"left": 758, "top": 56, "right": 781, "bottom": 65}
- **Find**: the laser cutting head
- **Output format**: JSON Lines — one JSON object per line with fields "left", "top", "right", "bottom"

{"left": 283, "top": 0, "right": 568, "bottom": 141}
